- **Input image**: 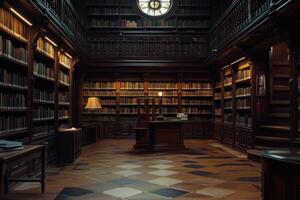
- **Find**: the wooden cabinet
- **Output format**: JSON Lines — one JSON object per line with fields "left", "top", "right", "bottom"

{"left": 57, "top": 128, "right": 82, "bottom": 165}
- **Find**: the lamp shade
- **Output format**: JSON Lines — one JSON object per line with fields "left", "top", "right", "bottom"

{"left": 84, "top": 97, "right": 102, "bottom": 110}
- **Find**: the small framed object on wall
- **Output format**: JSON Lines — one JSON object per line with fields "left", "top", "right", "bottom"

{"left": 257, "top": 73, "right": 266, "bottom": 96}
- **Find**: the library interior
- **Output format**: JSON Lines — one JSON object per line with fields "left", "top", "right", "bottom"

{"left": 0, "top": 0, "right": 300, "bottom": 199}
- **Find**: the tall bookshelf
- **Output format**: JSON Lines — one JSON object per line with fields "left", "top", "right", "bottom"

{"left": 213, "top": 58, "right": 254, "bottom": 150}
{"left": 0, "top": 7, "right": 29, "bottom": 140}
{"left": 181, "top": 81, "right": 213, "bottom": 120}
{"left": 32, "top": 37, "right": 56, "bottom": 139}
{"left": 85, "top": 0, "right": 211, "bottom": 32}
{"left": 82, "top": 81, "right": 117, "bottom": 121}
{"left": 213, "top": 77, "right": 222, "bottom": 140}
{"left": 235, "top": 61, "right": 252, "bottom": 127}
{"left": 223, "top": 66, "right": 233, "bottom": 124}
{"left": 58, "top": 52, "right": 72, "bottom": 128}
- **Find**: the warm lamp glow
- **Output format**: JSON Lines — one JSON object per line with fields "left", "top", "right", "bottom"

{"left": 85, "top": 97, "right": 102, "bottom": 110}
{"left": 158, "top": 92, "right": 163, "bottom": 97}
{"left": 10, "top": 8, "right": 32, "bottom": 26}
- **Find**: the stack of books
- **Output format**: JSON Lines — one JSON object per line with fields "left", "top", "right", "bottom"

{"left": 0, "top": 140, "right": 23, "bottom": 151}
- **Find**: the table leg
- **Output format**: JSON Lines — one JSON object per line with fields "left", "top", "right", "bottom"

{"left": 41, "top": 146, "right": 46, "bottom": 193}
{"left": 0, "top": 161, "right": 5, "bottom": 200}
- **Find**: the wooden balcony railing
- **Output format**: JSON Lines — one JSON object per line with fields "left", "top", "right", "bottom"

{"left": 208, "top": 0, "right": 292, "bottom": 58}
{"left": 33, "top": 0, "right": 87, "bottom": 51}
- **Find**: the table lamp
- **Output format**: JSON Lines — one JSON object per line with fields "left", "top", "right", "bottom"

{"left": 157, "top": 92, "right": 164, "bottom": 120}
{"left": 84, "top": 97, "right": 102, "bottom": 121}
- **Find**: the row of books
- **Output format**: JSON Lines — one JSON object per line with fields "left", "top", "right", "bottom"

{"left": 59, "top": 109, "right": 69, "bottom": 118}
{"left": 89, "top": 19, "right": 119, "bottom": 27}
{"left": 236, "top": 99, "right": 251, "bottom": 109}
{"left": 89, "top": 7, "right": 133, "bottom": 14}
{"left": 182, "top": 99, "right": 212, "bottom": 105}
{"left": 224, "top": 101, "right": 233, "bottom": 109}
{"left": 236, "top": 87, "right": 251, "bottom": 96}
{"left": 214, "top": 93, "right": 221, "bottom": 99}
{"left": 0, "top": 92, "right": 26, "bottom": 108}
{"left": 120, "top": 90, "right": 144, "bottom": 96}
{"left": 236, "top": 114, "right": 252, "bottom": 127}
{"left": 181, "top": 108, "right": 211, "bottom": 114}
{"left": 84, "top": 91, "right": 116, "bottom": 97}
{"left": 215, "top": 82, "right": 221, "bottom": 88}
{"left": 121, "top": 20, "right": 140, "bottom": 28}
{"left": 177, "top": 20, "right": 209, "bottom": 27}
{"left": 0, "top": 7, "right": 27, "bottom": 41}
{"left": 59, "top": 92, "right": 69, "bottom": 103}
{"left": 224, "top": 114, "right": 233, "bottom": 123}
{"left": 149, "top": 91, "right": 177, "bottom": 96}
{"left": 156, "top": 98, "right": 179, "bottom": 105}
{"left": 120, "top": 98, "right": 138, "bottom": 105}
{"left": 59, "top": 54, "right": 71, "bottom": 68}
{"left": 0, "top": 67, "right": 27, "bottom": 88}
{"left": 0, "top": 115, "right": 26, "bottom": 133}
{"left": 33, "top": 62, "right": 54, "bottom": 79}
{"left": 0, "top": 36, "right": 28, "bottom": 64}
{"left": 224, "top": 76, "right": 232, "bottom": 86}
{"left": 33, "top": 107, "right": 54, "bottom": 120}
{"left": 84, "top": 81, "right": 115, "bottom": 89}
{"left": 33, "top": 124, "right": 54, "bottom": 136}
{"left": 58, "top": 71, "right": 70, "bottom": 85}
{"left": 99, "top": 99, "right": 116, "bottom": 105}
{"left": 176, "top": 8, "right": 210, "bottom": 15}
{"left": 36, "top": 37, "right": 54, "bottom": 58}
{"left": 182, "top": 90, "right": 213, "bottom": 96}
{"left": 236, "top": 69, "right": 251, "bottom": 81}
{"left": 177, "top": 0, "right": 210, "bottom": 5}
{"left": 149, "top": 82, "right": 177, "bottom": 89}
{"left": 214, "top": 108, "right": 221, "bottom": 115}
{"left": 120, "top": 107, "right": 138, "bottom": 114}
{"left": 224, "top": 91, "right": 232, "bottom": 99}
{"left": 182, "top": 82, "right": 212, "bottom": 89}
{"left": 120, "top": 82, "right": 144, "bottom": 89}
{"left": 33, "top": 89, "right": 54, "bottom": 103}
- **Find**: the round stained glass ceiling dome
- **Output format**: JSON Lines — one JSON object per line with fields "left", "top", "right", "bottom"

{"left": 137, "top": 0, "right": 173, "bottom": 17}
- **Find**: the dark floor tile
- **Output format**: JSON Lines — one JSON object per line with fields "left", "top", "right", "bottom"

{"left": 109, "top": 178, "right": 143, "bottom": 185}
{"left": 189, "top": 170, "right": 214, "bottom": 176}
{"left": 236, "top": 177, "right": 261, "bottom": 182}
{"left": 55, "top": 193, "right": 73, "bottom": 200}
{"left": 59, "top": 187, "right": 93, "bottom": 197}
{"left": 151, "top": 188, "right": 188, "bottom": 198}
{"left": 182, "top": 160, "right": 197, "bottom": 163}
{"left": 183, "top": 164, "right": 205, "bottom": 169}
{"left": 215, "top": 163, "right": 252, "bottom": 167}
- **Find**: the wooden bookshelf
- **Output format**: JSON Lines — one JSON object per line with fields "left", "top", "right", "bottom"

{"left": 58, "top": 52, "right": 72, "bottom": 128}
{"left": 33, "top": 37, "right": 56, "bottom": 139}
{"left": 85, "top": 0, "right": 211, "bottom": 32}
{"left": 212, "top": 58, "right": 254, "bottom": 151}
{"left": 0, "top": 6, "right": 29, "bottom": 139}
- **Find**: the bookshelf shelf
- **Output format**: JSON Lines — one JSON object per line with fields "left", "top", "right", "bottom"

{"left": 33, "top": 117, "right": 55, "bottom": 122}
{"left": 0, "top": 25, "right": 28, "bottom": 44}
{"left": 33, "top": 73, "right": 55, "bottom": 82}
{"left": 0, "top": 54, "right": 28, "bottom": 67}
{"left": 0, "top": 82, "right": 28, "bottom": 91}
{"left": 0, "top": 107, "right": 28, "bottom": 112}
{"left": 33, "top": 100, "right": 55, "bottom": 105}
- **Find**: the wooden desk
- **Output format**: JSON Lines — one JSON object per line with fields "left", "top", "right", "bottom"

{"left": 149, "top": 120, "right": 186, "bottom": 151}
{"left": 0, "top": 145, "right": 46, "bottom": 200}
{"left": 262, "top": 149, "right": 300, "bottom": 200}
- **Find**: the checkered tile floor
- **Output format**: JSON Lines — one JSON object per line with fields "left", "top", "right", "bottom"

{"left": 7, "top": 139, "right": 262, "bottom": 200}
